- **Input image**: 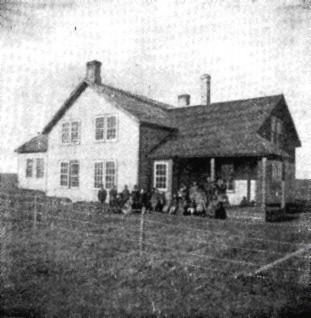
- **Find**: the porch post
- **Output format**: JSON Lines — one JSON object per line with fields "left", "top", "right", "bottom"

{"left": 210, "top": 158, "right": 215, "bottom": 181}
{"left": 262, "top": 157, "right": 267, "bottom": 209}
{"left": 281, "top": 160, "right": 286, "bottom": 209}
{"left": 167, "top": 159, "right": 173, "bottom": 201}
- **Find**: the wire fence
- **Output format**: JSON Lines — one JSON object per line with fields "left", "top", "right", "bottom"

{"left": 0, "top": 190, "right": 310, "bottom": 288}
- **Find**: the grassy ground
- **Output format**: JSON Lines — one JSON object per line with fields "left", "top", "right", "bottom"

{"left": 0, "top": 194, "right": 310, "bottom": 317}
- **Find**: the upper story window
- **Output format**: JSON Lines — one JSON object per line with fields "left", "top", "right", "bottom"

{"left": 107, "top": 116, "right": 117, "bottom": 140}
{"left": 271, "top": 116, "right": 282, "bottom": 146}
{"left": 61, "top": 121, "right": 81, "bottom": 144}
{"left": 272, "top": 161, "right": 283, "bottom": 181}
{"left": 95, "top": 115, "right": 117, "bottom": 141}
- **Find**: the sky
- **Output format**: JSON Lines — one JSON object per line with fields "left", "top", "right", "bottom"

{"left": 0, "top": 0, "right": 310, "bottom": 178}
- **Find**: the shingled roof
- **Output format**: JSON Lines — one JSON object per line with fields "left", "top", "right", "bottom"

{"left": 149, "top": 94, "right": 295, "bottom": 159}
{"left": 15, "top": 134, "right": 48, "bottom": 153}
{"left": 41, "top": 80, "right": 174, "bottom": 135}
{"left": 17, "top": 74, "right": 300, "bottom": 159}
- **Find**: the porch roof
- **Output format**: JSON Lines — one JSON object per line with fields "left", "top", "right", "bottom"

{"left": 15, "top": 134, "right": 48, "bottom": 153}
{"left": 149, "top": 95, "right": 290, "bottom": 159}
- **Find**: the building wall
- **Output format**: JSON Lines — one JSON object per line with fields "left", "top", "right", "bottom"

{"left": 17, "top": 153, "right": 47, "bottom": 192}
{"left": 46, "top": 87, "right": 140, "bottom": 202}
{"left": 139, "top": 125, "right": 172, "bottom": 191}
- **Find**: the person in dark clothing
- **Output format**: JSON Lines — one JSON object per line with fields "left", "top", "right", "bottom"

{"left": 121, "top": 185, "right": 130, "bottom": 204}
{"left": 168, "top": 194, "right": 178, "bottom": 215}
{"left": 204, "top": 176, "right": 215, "bottom": 203}
{"left": 140, "top": 188, "right": 151, "bottom": 212}
{"left": 98, "top": 186, "right": 107, "bottom": 204}
{"left": 109, "top": 185, "right": 118, "bottom": 207}
{"left": 214, "top": 178, "right": 227, "bottom": 219}
{"left": 215, "top": 201, "right": 227, "bottom": 219}
{"left": 215, "top": 178, "right": 227, "bottom": 197}
{"left": 177, "top": 184, "right": 189, "bottom": 215}
{"left": 131, "top": 185, "right": 141, "bottom": 211}
{"left": 150, "top": 188, "right": 164, "bottom": 212}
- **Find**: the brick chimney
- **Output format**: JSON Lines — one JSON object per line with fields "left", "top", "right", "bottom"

{"left": 177, "top": 94, "right": 191, "bottom": 107}
{"left": 200, "top": 74, "right": 211, "bottom": 105}
{"left": 86, "top": 60, "right": 102, "bottom": 84}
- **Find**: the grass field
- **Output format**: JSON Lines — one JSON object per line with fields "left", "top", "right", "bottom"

{"left": 0, "top": 191, "right": 310, "bottom": 317}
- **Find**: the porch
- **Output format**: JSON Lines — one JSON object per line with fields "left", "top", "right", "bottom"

{"left": 152, "top": 155, "right": 289, "bottom": 208}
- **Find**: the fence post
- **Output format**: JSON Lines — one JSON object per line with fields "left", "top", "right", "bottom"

{"left": 5, "top": 193, "right": 10, "bottom": 215}
{"left": 33, "top": 194, "right": 37, "bottom": 230}
{"left": 139, "top": 207, "right": 146, "bottom": 256}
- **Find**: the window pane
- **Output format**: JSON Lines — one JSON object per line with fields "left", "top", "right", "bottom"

{"left": 26, "top": 159, "right": 33, "bottom": 178}
{"left": 94, "top": 162, "right": 103, "bottom": 188}
{"left": 60, "top": 162, "right": 69, "bottom": 186}
{"left": 36, "top": 158, "right": 44, "bottom": 178}
{"left": 70, "top": 161, "right": 79, "bottom": 187}
{"left": 155, "top": 163, "right": 167, "bottom": 189}
{"left": 107, "top": 116, "right": 116, "bottom": 140}
{"left": 71, "top": 122, "right": 80, "bottom": 143}
{"left": 62, "top": 123, "right": 70, "bottom": 144}
{"left": 95, "top": 117, "right": 105, "bottom": 140}
{"left": 105, "top": 161, "right": 116, "bottom": 189}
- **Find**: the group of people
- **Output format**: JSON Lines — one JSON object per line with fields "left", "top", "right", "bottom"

{"left": 169, "top": 177, "right": 227, "bottom": 219}
{"left": 97, "top": 176, "right": 228, "bottom": 219}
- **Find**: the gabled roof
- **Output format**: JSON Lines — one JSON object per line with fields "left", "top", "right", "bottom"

{"left": 42, "top": 80, "right": 174, "bottom": 135}
{"left": 15, "top": 134, "right": 48, "bottom": 153}
{"left": 17, "top": 73, "right": 300, "bottom": 159}
{"left": 149, "top": 94, "right": 293, "bottom": 159}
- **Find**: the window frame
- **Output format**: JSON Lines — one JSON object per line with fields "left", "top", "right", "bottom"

{"left": 153, "top": 161, "right": 169, "bottom": 191}
{"left": 272, "top": 161, "right": 283, "bottom": 181}
{"left": 93, "top": 159, "right": 117, "bottom": 190}
{"left": 94, "top": 114, "right": 118, "bottom": 143}
{"left": 226, "top": 177, "right": 235, "bottom": 193}
{"left": 271, "top": 116, "right": 283, "bottom": 147}
{"left": 60, "top": 120, "right": 81, "bottom": 145}
{"left": 26, "top": 159, "right": 34, "bottom": 178}
{"left": 60, "top": 161, "right": 69, "bottom": 187}
{"left": 94, "top": 161, "right": 104, "bottom": 188}
{"left": 221, "top": 163, "right": 235, "bottom": 193}
{"left": 59, "top": 160, "right": 80, "bottom": 188}
{"left": 36, "top": 158, "right": 44, "bottom": 178}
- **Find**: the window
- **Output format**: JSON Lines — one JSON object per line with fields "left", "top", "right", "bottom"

{"left": 95, "top": 117, "right": 105, "bottom": 140}
{"left": 107, "top": 116, "right": 117, "bottom": 140}
{"left": 71, "top": 121, "right": 81, "bottom": 143}
{"left": 60, "top": 161, "right": 79, "bottom": 188}
{"left": 105, "top": 161, "right": 116, "bottom": 189}
{"left": 26, "top": 159, "right": 33, "bottom": 178}
{"left": 94, "top": 162, "right": 103, "bottom": 188}
{"left": 221, "top": 163, "right": 235, "bottom": 192}
{"left": 94, "top": 160, "right": 117, "bottom": 189}
{"left": 226, "top": 176, "right": 235, "bottom": 192}
{"left": 154, "top": 162, "right": 168, "bottom": 190}
{"left": 36, "top": 158, "right": 44, "bottom": 178}
{"left": 272, "top": 161, "right": 282, "bottom": 181}
{"left": 60, "top": 162, "right": 69, "bottom": 186}
{"left": 70, "top": 161, "right": 79, "bottom": 187}
{"left": 94, "top": 115, "right": 117, "bottom": 141}
{"left": 61, "top": 123, "right": 70, "bottom": 144}
{"left": 271, "top": 116, "right": 282, "bottom": 146}
{"left": 61, "top": 121, "right": 81, "bottom": 144}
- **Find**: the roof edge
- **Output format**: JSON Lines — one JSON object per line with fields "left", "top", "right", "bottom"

{"left": 42, "top": 81, "right": 88, "bottom": 134}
